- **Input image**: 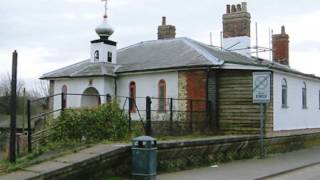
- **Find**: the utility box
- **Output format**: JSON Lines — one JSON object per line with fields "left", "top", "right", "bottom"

{"left": 132, "top": 136, "right": 157, "bottom": 180}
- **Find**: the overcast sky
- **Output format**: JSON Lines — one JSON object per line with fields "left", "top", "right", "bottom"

{"left": 0, "top": 0, "right": 320, "bottom": 88}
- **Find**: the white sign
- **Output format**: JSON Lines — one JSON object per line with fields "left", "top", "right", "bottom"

{"left": 253, "top": 72, "right": 271, "bottom": 104}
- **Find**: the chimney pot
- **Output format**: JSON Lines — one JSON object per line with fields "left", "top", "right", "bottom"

{"left": 162, "top": 16, "right": 166, "bottom": 26}
{"left": 231, "top": 5, "right": 237, "bottom": 13}
{"left": 237, "top": 4, "right": 242, "bottom": 11}
{"left": 281, "top": 25, "right": 285, "bottom": 34}
{"left": 241, "top": 2, "right": 247, "bottom": 11}
{"left": 226, "top": 5, "right": 231, "bottom": 13}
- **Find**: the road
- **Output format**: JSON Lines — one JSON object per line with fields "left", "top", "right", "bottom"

{"left": 264, "top": 163, "right": 320, "bottom": 180}
{"left": 157, "top": 146, "right": 320, "bottom": 180}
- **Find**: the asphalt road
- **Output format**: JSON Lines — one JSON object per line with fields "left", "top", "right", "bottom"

{"left": 264, "top": 163, "right": 320, "bottom": 180}
{"left": 157, "top": 146, "right": 320, "bottom": 180}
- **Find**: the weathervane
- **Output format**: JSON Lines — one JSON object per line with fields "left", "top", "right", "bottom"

{"left": 101, "top": 0, "right": 109, "bottom": 18}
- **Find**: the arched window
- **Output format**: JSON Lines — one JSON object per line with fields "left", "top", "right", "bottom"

{"left": 129, "top": 81, "right": 136, "bottom": 113}
{"left": 62, "top": 85, "right": 67, "bottom": 108}
{"left": 94, "top": 50, "right": 99, "bottom": 62}
{"left": 302, "top": 82, "right": 307, "bottom": 109}
{"left": 281, "top": 79, "right": 288, "bottom": 107}
{"left": 158, "top": 79, "right": 166, "bottom": 111}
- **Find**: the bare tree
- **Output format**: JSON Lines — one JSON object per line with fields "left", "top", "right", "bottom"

{"left": 0, "top": 73, "right": 25, "bottom": 97}
{"left": 29, "top": 80, "right": 49, "bottom": 98}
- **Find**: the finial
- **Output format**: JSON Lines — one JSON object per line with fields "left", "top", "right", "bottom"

{"left": 101, "top": 0, "right": 109, "bottom": 18}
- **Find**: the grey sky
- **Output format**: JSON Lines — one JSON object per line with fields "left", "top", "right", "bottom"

{"left": 0, "top": 0, "right": 320, "bottom": 88}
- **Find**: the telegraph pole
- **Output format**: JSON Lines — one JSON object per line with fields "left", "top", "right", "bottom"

{"left": 9, "top": 50, "right": 18, "bottom": 163}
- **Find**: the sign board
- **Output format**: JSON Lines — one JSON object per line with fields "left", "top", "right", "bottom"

{"left": 253, "top": 72, "right": 271, "bottom": 104}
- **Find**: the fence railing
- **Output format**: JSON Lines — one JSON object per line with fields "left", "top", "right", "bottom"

{"left": 26, "top": 93, "right": 214, "bottom": 152}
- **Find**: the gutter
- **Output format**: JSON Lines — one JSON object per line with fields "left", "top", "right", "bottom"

{"left": 115, "top": 64, "right": 221, "bottom": 75}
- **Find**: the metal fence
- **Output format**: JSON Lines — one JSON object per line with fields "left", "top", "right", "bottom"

{"left": 26, "top": 93, "right": 215, "bottom": 152}
{"left": 0, "top": 129, "right": 8, "bottom": 160}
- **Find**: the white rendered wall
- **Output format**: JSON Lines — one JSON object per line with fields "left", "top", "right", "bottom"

{"left": 53, "top": 77, "right": 115, "bottom": 111}
{"left": 273, "top": 72, "right": 320, "bottom": 131}
{"left": 117, "top": 71, "right": 179, "bottom": 120}
{"left": 90, "top": 42, "right": 117, "bottom": 63}
{"left": 223, "top": 36, "right": 251, "bottom": 57}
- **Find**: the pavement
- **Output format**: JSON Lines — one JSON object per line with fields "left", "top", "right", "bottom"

{"left": 157, "top": 146, "right": 320, "bottom": 180}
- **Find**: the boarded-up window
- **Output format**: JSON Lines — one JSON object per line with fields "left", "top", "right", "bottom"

{"left": 158, "top": 79, "right": 166, "bottom": 111}
{"left": 302, "top": 82, "right": 307, "bottom": 109}
{"left": 129, "top": 81, "right": 136, "bottom": 113}
{"left": 281, "top": 79, "right": 287, "bottom": 108}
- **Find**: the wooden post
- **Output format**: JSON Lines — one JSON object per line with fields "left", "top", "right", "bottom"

{"left": 9, "top": 50, "right": 18, "bottom": 163}
{"left": 27, "top": 100, "right": 32, "bottom": 153}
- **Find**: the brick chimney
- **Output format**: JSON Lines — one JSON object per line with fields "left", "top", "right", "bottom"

{"left": 272, "top": 26, "right": 289, "bottom": 65}
{"left": 158, "top": 16, "right": 176, "bottom": 40}
{"left": 222, "top": 2, "right": 251, "bottom": 57}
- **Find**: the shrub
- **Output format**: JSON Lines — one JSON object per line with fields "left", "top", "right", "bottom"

{"left": 49, "top": 101, "right": 129, "bottom": 142}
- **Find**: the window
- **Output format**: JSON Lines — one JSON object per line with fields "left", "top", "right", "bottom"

{"left": 94, "top": 50, "right": 99, "bottom": 62}
{"left": 108, "top": 52, "right": 112, "bottom": 62}
{"left": 302, "top": 82, "right": 307, "bottom": 109}
{"left": 62, "top": 85, "right": 67, "bottom": 108}
{"left": 129, "top": 81, "right": 136, "bottom": 113}
{"left": 281, "top": 79, "right": 288, "bottom": 108}
{"left": 158, "top": 79, "right": 166, "bottom": 111}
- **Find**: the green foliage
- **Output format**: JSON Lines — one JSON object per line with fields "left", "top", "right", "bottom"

{"left": 49, "top": 101, "right": 129, "bottom": 142}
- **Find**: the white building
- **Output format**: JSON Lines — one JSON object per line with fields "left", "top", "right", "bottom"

{"left": 41, "top": 2, "right": 320, "bottom": 135}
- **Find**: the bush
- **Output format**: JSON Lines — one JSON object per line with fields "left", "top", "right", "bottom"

{"left": 49, "top": 101, "right": 129, "bottom": 142}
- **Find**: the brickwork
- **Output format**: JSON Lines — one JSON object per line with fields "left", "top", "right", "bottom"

{"left": 223, "top": 2, "right": 251, "bottom": 38}
{"left": 158, "top": 17, "right": 176, "bottom": 40}
{"left": 272, "top": 26, "right": 289, "bottom": 65}
{"left": 178, "top": 70, "right": 207, "bottom": 111}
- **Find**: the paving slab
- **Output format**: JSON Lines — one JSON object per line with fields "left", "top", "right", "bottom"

{"left": 0, "top": 170, "right": 41, "bottom": 180}
{"left": 54, "top": 151, "right": 99, "bottom": 164}
{"left": 80, "top": 144, "right": 127, "bottom": 155}
{"left": 24, "top": 161, "right": 69, "bottom": 174}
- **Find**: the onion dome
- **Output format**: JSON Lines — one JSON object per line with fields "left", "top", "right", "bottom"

{"left": 95, "top": 15, "right": 114, "bottom": 39}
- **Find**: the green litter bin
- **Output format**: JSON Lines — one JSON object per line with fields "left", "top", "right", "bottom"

{"left": 132, "top": 136, "right": 157, "bottom": 180}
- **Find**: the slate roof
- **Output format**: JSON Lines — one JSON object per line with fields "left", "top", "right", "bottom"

{"left": 40, "top": 37, "right": 320, "bottom": 80}
{"left": 41, "top": 60, "right": 118, "bottom": 79}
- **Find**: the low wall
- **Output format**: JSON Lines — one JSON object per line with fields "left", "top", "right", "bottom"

{"left": 5, "top": 132, "right": 320, "bottom": 179}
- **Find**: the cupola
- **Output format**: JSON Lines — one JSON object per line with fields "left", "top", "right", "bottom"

{"left": 90, "top": 0, "right": 117, "bottom": 64}
{"left": 95, "top": 15, "right": 114, "bottom": 39}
